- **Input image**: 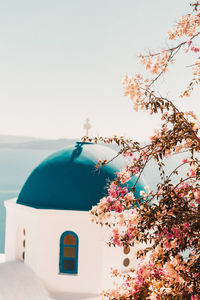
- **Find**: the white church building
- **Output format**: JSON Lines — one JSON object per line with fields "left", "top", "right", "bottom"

{"left": 0, "top": 141, "right": 145, "bottom": 300}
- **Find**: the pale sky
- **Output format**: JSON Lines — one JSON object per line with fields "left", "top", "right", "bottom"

{"left": 0, "top": 0, "right": 198, "bottom": 140}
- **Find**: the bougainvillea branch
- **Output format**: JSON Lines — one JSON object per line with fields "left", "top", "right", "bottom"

{"left": 83, "top": 2, "right": 200, "bottom": 299}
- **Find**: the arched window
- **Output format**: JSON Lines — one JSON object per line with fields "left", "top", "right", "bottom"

{"left": 59, "top": 231, "right": 79, "bottom": 274}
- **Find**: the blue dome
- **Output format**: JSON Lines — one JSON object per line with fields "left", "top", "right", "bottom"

{"left": 17, "top": 142, "right": 145, "bottom": 211}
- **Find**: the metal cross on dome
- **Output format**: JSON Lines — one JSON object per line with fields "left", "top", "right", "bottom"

{"left": 83, "top": 118, "right": 91, "bottom": 136}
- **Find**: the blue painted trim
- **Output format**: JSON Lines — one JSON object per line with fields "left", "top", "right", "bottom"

{"left": 59, "top": 231, "right": 79, "bottom": 274}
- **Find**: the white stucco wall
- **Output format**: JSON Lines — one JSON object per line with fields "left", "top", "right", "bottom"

{"left": 4, "top": 199, "right": 38, "bottom": 272}
{"left": 4, "top": 199, "right": 143, "bottom": 297}
{"left": 35, "top": 209, "right": 103, "bottom": 294}
{"left": 5, "top": 200, "right": 110, "bottom": 295}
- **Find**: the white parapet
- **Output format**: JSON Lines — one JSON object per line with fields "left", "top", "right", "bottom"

{"left": 0, "top": 261, "right": 48, "bottom": 300}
